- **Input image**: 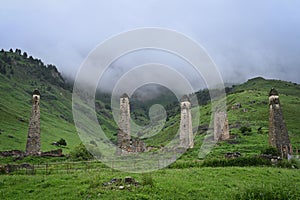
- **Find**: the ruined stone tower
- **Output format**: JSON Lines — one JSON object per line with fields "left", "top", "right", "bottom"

{"left": 180, "top": 95, "right": 193, "bottom": 148}
{"left": 26, "top": 89, "right": 41, "bottom": 155}
{"left": 117, "top": 93, "right": 131, "bottom": 154}
{"left": 268, "top": 88, "right": 291, "bottom": 156}
{"left": 214, "top": 111, "right": 230, "bottom": 141}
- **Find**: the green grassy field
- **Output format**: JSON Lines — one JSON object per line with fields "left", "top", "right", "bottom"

{"left": 0, "top": 166, "right": 299, "bottom": 200}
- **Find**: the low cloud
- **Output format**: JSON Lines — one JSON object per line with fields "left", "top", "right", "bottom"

{"left": 1, "top": 0, "right": 299, "bottom": 88}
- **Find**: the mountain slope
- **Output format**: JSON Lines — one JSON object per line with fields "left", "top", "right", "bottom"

{"left": 0, "top": 49, "right": 80, "bottom": 152}
{"left": 0, "top": 49, "right": 299, "bottom": 159}
{"left": 193, "top": 77, "right": 300, "bottom": 159}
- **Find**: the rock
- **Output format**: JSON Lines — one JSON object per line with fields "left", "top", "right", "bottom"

{"left": 124, "top": 176, "right": 135, "bottom": 184}
{"left": 51, "top": 142, "right": 59, "bottom": 146}
{"left": 225, "top": 152, "right": 241, "bottom": 159}
{"left": 110, "top": 178, "right": 122, "bottom": 184}
{"left": 119, "top": 186, "right": 125, "bottom": 190}
{"left": 0, "top": 150, "right": 25, "bottom": 157}
{"left": 40, "top": 149, "right": 63, "bottom": 157}
{"left": 102, "top": 182, "right": 108, "bottom": 186}
{"left": 231, "top": 103, "right": 242, "bottom": 110}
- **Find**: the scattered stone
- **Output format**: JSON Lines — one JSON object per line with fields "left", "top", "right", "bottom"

{"left": 102, "top": 176, "right": 140, "bottom": 190}
{"left": 102, "top": 182, "right": 109, "bottom": 186}
{"left": 0, "top": 163, "right": 33, "bottom": 174}
{"left": 40, "top": 149, "right": 63, "bottom": 157}
{"left": 51, "top": 142, "right": 59, "bottom": 146}
{"left": 260, "top": 154, "right": 281, "bottom": 164}
{"left": 225, "top": 152, "right": 241, "bottom": 159}
{"left": 124, "top": 176, "right": 134, "bottom": 184}
{"left": 0, "top": 150, "right": 25, "bottom": 157}
{"left": 231, "top": 103, "right": 242, "bottom": 110}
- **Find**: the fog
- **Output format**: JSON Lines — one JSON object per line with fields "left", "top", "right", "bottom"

{"left": 1, "top": 0, "right": 300, "bottom": 90}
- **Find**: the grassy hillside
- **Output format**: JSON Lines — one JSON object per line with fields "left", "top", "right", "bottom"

{"left": 0, "top": 49, "right": 299, "bottom": 159}
{"left": 0, "top": 49, "right": 80, "bottom": 152}
{"left": 0, "top": 49, "right": 300, "bottom": 200}
{"left": 138, "top": 77, "right": 300, "bottom": 160}
{"left": 195, "top": 77, "right": 300, "bottom": 159}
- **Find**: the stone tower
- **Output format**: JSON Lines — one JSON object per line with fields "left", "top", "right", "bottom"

{"left": 180, "top": 95, "right": 193, "bottom": 148}
{"left": 214, "top": 111, "right": 230, "bottom": 141}
{"left": 268, "top": 88, "right": 291, "bottom": 156}
{"left": 117, "top": 93, "right": 131, "bottom": 153}
{"left": 26, "top": 89, "right": 41, "bottom": 155}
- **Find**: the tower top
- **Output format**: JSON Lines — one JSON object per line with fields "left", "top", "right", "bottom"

{"left": 269, "top": 88, "right": 278, "bottom": 97}
{"left": 33, "top": 89, "right": 40, "bottom": 96}
{"left": 180, "top": 95, "right": 190, "bottom": 102}
{"left": 121, "top": 93, "right": 129, "bottom": 98}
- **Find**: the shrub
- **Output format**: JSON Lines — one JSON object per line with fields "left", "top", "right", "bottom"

{"left": 261, "top": 146, "right": 280, "bottom": 156}
{"left": 141, "top": 173, "right": 154, "bottom": 187}
{"left": 277, "top": 158, "right": 299, "bottom": 169}
{"left": 240, "top": 126, "right": 252, "bottom": 135}
{"left": 57, "top": 138, "right": 67, "bottom": 146}
{"left": 70, "top": 143, "right": 93, "bottom": 161}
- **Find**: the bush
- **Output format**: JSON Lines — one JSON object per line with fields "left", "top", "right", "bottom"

{"left": 240, "top": 126, "right": 252, "bottom": 135}
{"left": 57, "top": 138, "right": 67, "bottom": 146}
{"left": 261, "top": 146, "right": 280, "bottom": 156}
{"left": 141, "top": 173, "right": 154, "bottom": 187}
{"left": 277, "top": 159, "right": 299, "bottom": 169}
{"left": 70, "top": 143, "right": 93, "bottom": 161}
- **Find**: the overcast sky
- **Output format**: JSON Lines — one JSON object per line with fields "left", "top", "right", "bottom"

{"left": 1, "top": 0, "right": 300, "bottom": 87}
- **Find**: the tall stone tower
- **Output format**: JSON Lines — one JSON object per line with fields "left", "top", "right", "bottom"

{"left": 26, "top": 89, "right": 41, "bottom": 155}
{"left": 180, "top": 95, "right": 193, "bottom": 148}
{"left": 214, "top": 111, "right": 230, "bottom": 141}
{"left": 268, "top": 88, "right": 291, "bottom": 156}
{"left": 117, "top": 93, "right": 131, "bottom": 153}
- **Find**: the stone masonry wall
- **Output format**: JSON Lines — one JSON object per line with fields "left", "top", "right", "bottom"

{"left": 25, "top": 90, "right": 41, "bottom": 155}
{"left": 180, "top": 95, "right": 193, "bottom": 149}
{"left": 214, "top": 111, "right": 230, "bottom": 141}
{"left": 268, "top": 88, "right": 291, "bottom": 156}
